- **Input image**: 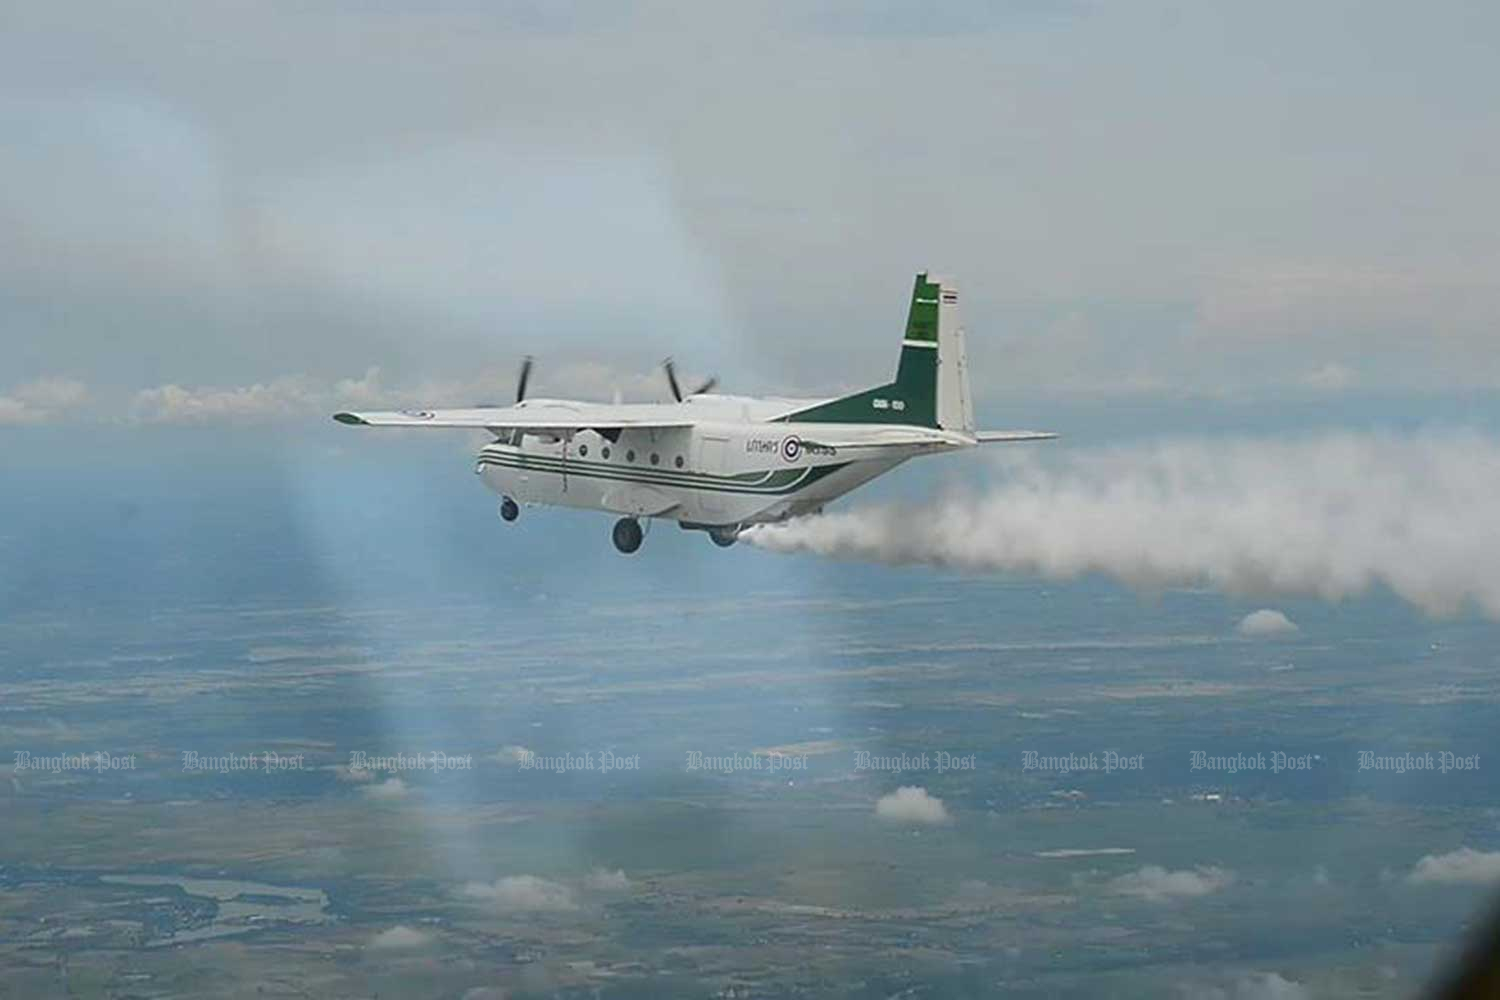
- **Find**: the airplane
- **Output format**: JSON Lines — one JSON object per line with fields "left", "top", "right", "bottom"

{"left": 333, "top": 273, "right": 1055, "bottom": 554}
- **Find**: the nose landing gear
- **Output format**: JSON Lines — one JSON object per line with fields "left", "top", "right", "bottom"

{"left": 612, "top": 517, "right": 644, "bottom": 554}
{"left": 708, "top": 525, "right": 740, "bottom": 548}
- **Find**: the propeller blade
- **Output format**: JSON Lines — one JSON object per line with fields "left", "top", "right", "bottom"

{"left": 663, "top": 357, "right": 684, "bottom": 402}
{"left": 692, "top": 376, "right": 719, "bottom": 396}
{"left": 515, "top": 356, "right": 534, "bottom": 404}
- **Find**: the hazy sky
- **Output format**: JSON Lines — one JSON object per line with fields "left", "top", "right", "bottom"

{"left": 3, "top": 1, "right": 1497, "bottom": 423}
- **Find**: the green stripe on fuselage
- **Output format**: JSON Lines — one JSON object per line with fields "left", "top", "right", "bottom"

{"left": 479, "top": 449, "right": 799, "bottom": 487}
{"left": 478, "top": 451, "right": 850, "bottom": 495}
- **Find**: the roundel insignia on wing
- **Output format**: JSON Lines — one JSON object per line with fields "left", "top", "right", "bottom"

{"left": 780, "top": 436, "right": 802, "bottom": 463}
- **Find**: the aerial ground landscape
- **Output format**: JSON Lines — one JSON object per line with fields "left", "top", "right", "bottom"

{"left": 5, "top": 2, "right": 1500, "bottom": 998}
{"left": 4, "top": 430, "right": 1500, "bottom": 997}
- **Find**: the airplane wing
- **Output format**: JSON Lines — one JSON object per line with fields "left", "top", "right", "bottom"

{"left": 791, "top": 428, "right": 1057, "bottom": 451}
{"left": 332, "top": 405, "right": 692, "bottom": 434}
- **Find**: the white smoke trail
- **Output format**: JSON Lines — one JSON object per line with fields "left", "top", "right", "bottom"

{"left": 744, "top": 430, "right": 1500, "bottom": 617}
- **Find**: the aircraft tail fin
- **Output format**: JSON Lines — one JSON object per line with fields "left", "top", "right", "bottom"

{"left": 781, "top": 272, "right": 973, "bottom": 431}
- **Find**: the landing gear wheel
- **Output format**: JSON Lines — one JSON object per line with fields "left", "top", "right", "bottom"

{"left": 708, "top": 526, "right": 740, "bottom": 548}
{"left": 499, "top": 497, "right": 520, "bottom": 522}
{"left": 612, "top": 517, "right": 644, "bottom": 554}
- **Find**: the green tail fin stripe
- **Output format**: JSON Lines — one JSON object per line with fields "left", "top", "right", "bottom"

{"left": 779, "top": 272, "right": 940, "bottom": 427}
{"left": 904, "top": 274, "right": 941, "bottom": 344}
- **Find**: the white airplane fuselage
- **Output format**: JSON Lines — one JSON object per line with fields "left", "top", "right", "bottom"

{"left": 474, "top": 396, "right": 953, "bottom": 528}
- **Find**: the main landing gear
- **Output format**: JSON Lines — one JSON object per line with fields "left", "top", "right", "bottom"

{"left": 612, "top": 517, "right": 644, "bottom": 555}
{"left": 499, "top": 497, "right": 520, "bottom": 522}
{"left": 708, "top": 526, "right": 740, "bottom": 548}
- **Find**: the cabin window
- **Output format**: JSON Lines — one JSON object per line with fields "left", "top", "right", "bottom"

{"left": 578, "top": 444, "right": 588, "bottom": 457}
{"left": 626, "top": 449, "right": 636, "bottom": 462}
{"left": 650, "top": 453, "right": 660, "bottom": 465}
{"left": 602, "top": 446, "right": 611, "bottom": 459}
{"left": 675, "top": 455, "right": 684, "bottom": 468}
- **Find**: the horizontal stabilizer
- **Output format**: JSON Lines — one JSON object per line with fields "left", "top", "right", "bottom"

{"left": 793, "top": 427, "right": 976, "bottom": 451}
{"left": 974, "top": 430, "right": 1058, "bottom": 443}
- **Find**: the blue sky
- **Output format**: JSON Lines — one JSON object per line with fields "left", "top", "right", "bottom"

{"left": 2, "top": 1, "right": 1498, "bottom": 423}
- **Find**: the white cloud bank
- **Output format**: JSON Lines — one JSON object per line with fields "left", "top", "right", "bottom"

{"left": 360, "top": 777, "right": 409, "bottom": 800}
{"left": 875, "top": 786, "right": 950, "bottom": 826}
{"left": 494, "top": 745, "right": 533, "bottom": 766}
{"left": 582, "top": 868, "right": 631, "bottom": 892}
{"left": 368, "top": 925, "right": 431, "bottom": 949}
{"left": 129, "top": 368, "right": 397, "bottom": 424}
{"left": 1407, "top": 847, "right": 1500, "bottom": 886}
{"left": 460, "top": 875, "right": 578, "bottom": 912}
{"left": 0, "top": 377, "right": 87, "bottom": 424}
{"left": 1236, "top": 609, "right": 1299, "bottom": 638}
{"left": 1110, "top": 865, "right": 1234, "bottom": 902}
{"left": 1185, "top": 971, "right": 1311, "bottom": 1000}
{"left": 746, "top": 431, "right": 1500, "bottom": 619}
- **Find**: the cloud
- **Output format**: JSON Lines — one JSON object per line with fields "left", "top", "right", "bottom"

{"left": 0, "top": 377, "right": 88, "bottom": 424}
{"left": 746, "top": 431, "right": 1500, "bottom": 619}
{"left": 875, "top": 786, "right": 951, "bottom": 826}
{"left": 1184, "top": 971, "right": 1311, "bottom": 1000}
{"left": 1299, "top": 363, "right": 1357, "bottom": 392}
{"left": 1110, "top": 865, "right": 1234, "bottom": 902}
{"left": 1407, "top": 847, "right": 1500, "bottom": 886}
{"left": 494, "top": 745, "right": 533, "bottom": 766}
{"left": 6, "top": 3, "right": 1500, "bottom": 401}
{"left": 459, "top": 875, "right": 578, "bottom": 912}
{"left": 368, "top": 925, "right": 430, "bottom": 950}
{"left": 127, "top": 369, "right": 394, "bottom": 424}
{"left": 582, "top": 868, "right": 631, "bottom": 892}
{"left": 1036, "top": 848, "right": 1137, "bottom": 859}
{"left": 129, "top": 377, "right": 329, "bottom": 424}
{"left": 12, "top": 377, "right": 88, "bottom": 409}
{"left": 360, "top": 777, "right": 409, "bottom": 800}
{"left": 0, "top": 396, "right": 33, "bottom": 426}
{"left": 1236, "top": 610, "right": 1299, "bottom": 638}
